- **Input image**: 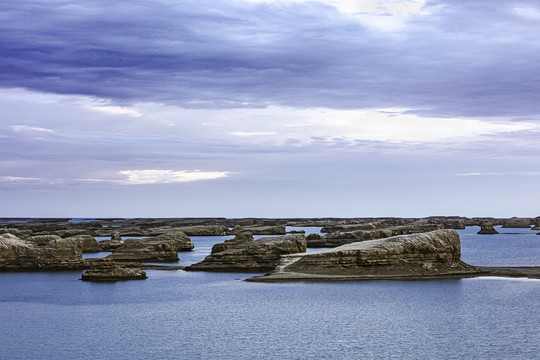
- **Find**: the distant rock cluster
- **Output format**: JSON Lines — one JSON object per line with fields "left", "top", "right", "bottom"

{"left": 1, "top": 216, "right": 539, "bottom": 281}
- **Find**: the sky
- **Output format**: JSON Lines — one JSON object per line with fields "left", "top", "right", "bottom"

{"left": 1, "top": 0, "right": 539, "bottom": 218}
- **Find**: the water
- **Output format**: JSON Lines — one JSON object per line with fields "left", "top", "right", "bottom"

{"left": 1, "top": 227, "right": 539, "bottom": 359}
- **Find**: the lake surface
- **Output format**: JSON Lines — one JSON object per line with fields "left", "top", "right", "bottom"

{"left": 1, "top": 226, "right": 539, "bottom": 359}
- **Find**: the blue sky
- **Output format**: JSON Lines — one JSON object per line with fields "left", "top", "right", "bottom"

{"left": 1, "top": 0, "right": 539, "bottom": 218}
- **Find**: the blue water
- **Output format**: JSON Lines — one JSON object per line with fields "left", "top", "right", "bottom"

{"left": 1, "top": 227, "right": 539, "bottom": 359}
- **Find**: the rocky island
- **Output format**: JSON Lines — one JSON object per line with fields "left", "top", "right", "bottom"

{"left": 1, "top": 216, "right": 540, "bottom": 281}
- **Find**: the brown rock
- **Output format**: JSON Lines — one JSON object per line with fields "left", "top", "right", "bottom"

{"left": 0, "top": 233, "right": 83, "bottom": 270}
{"left": 81, "top": 258, "right": 146, "bottom": 281}
{"left": 477, "top": 223, "right": 499, "bottom": 234}
{"left": 251, "top": 229, "right": 480, "bottom": 281}
{"left": 212, "top": 231, "right": 253, "bottom": 253}
{"left": 187, "top": 234, "right": 306, "bottom": 272}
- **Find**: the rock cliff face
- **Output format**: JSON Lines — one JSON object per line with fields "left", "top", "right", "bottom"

{"left": 309, "top": 224, "right": 443, "bottom": 248}
{"left": 107, "top": 232, "right": 193, "bottom": 262}
{"left": 228, "top": 225, "right": 286, "bottom": 235}
{"left": 144, "top": 225, "right": 227, "bottom": 236}
{"left": 81, "top": 259, "right": 146, "bottom": 281}
{"left": 211, "top": 231, "right": 253, "bottom": 253}
{"left": 477, "top": 223, "right": 499, "bottom": 234}
{"left": 152, "top": 232, "right": 194, "bottom": 251}
{"left": 108, "top": 238, "right": 179, "bottom": 262}
{"left": 67, "top": 234, "right": 101, "bottom": 253}
{"left": 250, "top": 230, "right": 480, "bottom": 281}
{"left": 0, "top": 233, "right": 83, "bottom": 270}
{"left": 187, "top": 234, "right": 306, "bottom": 272}
{"left": 502, "top": 217, "right": 533, "bottom": 228}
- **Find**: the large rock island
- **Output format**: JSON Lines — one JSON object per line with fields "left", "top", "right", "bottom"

{"left": 248, "top": 229, "right": 483, "bottom": 282}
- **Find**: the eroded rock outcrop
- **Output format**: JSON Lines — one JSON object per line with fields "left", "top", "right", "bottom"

{"left": 250, "top": 229, "right": 480, "bottom": 281}
{"left": 81, "top": 258, "right": 146, "bottom": 281}
{"left": 0, "top": 233, "right": 83, "bottom": 270}
{"left": 502, "top": 217, "right": 533, "bottom": 228}
{"left": 98, "top": 232, "right": 123, "bottom": 251}
{"left": 67, "top": 234, "right": 101, "bottom": 253}
{"left": 212, "top": 231, "right": 253, "bottom": 254}
{"left": 152, "top": 232, "right": 194, "bottom": 251}
{"left": 108, "top": 238, "right": 179, "bottom": 262}
{"left": 228, "top": 225, "right": 286, "bottom": 235}
{"left": 477, "top": 223, "right": 499, "bottom": 234}
{"left": 187, "top": 234, "right": 306, "bottom": 272}
{"left": 309, "top": 224, "right": 443, "bottom": 248}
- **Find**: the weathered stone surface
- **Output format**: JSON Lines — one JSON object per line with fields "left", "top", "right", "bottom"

{"left": 81, "top": 259, "right": 146, "bottom": 281}
{"left": 0, "top": 228, "right": 33, "bottom": 237}
{"left": 108, "top": 238, "right": 179, "bottom": 262}
{"left": 152, "top": 232, "right": 194, "bottom": 251}
{"left": 55, "top": 229, "right": 91, "bottom": 238}
{"left": 187, "top": 234, "right": 307, "bottom": 272}
{"left": 250, "top": 230, "right": 480, "bottom": 281}
{"left": 228, "top": 225, "right": 286, "bottom": 235}
{"left": 502, "top": 217, "right": 533, "bottom": 228}
{"left": 477, "top": 223, "right": 499, "bottom": 234}
{"left": 309, "top": 224, "right": 443, "bottom": 248}
{"left": 321, "top": 223, "right": 380, "bottom": 233}
{"left": 145, "top": 225, "right": 227, "bottom": 236}
{"left": 67, "top": 234, "right": 101, "bottom": 253}
{"left": 25, "top": 234, "right": 63, "bottom": 245}
{"left": 0, "top": 233, "right": 83, "bottom": 270}
{"left": 212, "top": 231, "right": 253, "bottom": 253}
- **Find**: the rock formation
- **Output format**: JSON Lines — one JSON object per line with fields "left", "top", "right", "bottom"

{"left": 0, "top": 233, "right": 83, "bottom": 270}
{"left": 144, "top": 225, "right": 227, "bottom": 236}
{"left": 81, "top": 259, "right": 146, "bottom": 281}
{"left": 67, "top": 234, "right": 101, "bottom": 253}
{"left": 249, "top": 230, "right": 481, "bottom": 282}
{"left": 211, "top": 231, "right": 254, "bottom": 253}
{"left": 152, "top": 232, "right": 194, "bottom": 251}
{"left": 98, "top": 232, "right": 123, "bottom": 251}
{"left": 502, "top": 217, "right": 533, "bottom": 228}
{"left": 108, "top": 238, "right": 179, "bottom": 262}
{"left": 187, "top": 234, "right": 307, "bottom": 272}
{"left": 228, "top": 225, "right": 286, "bottom": 235}
{"left": 477, "top": 223, "right": 499, "bottom": 234}
{"left": 308, "top": 224, "right": 443, "bottom": 248}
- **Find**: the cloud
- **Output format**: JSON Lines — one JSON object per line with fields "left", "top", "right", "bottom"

{"left": 1, "top": 0, "right": 540, "bottom": 118}
{"left": 86, "top": 105, "right": 143, "bottom": 117}
{"left": 119, "top": 170, "right": 230, "bottom": 184}
{"left": 12, "top": 125, "right": 54, "bottom": 132}
{"left": 228, "top": 131, "right": 277, "bottom": 136}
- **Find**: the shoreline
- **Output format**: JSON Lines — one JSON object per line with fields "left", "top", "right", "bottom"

{"left": 246, "top": 266, "right": 540, "bottom": 282}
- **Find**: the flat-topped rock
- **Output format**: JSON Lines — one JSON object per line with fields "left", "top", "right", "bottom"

{"left": 228, "top": 225, "right": 286, "bottom": 235}
{"left": 249, "top": 230, "right": 480, "bottom": 282}
{"left": 502, "top": 217, "right": 533, "bottom": 228}
{"left": 145, "top": 225, "right": 227, "bottom": 236}
{"left": 0, "top": 233, "right": 83, "bottom": 270}
{"left": 108, "top": 238, "right": 179, "bottom": 262}
{"left": 187, "top": 234, "right": 306, "bottom": 272}
{"left": 81, "top": 259, "right": 146, "bottom": 281}
{"left": 309, "top": 224, "right": 443, "bottom": 248}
